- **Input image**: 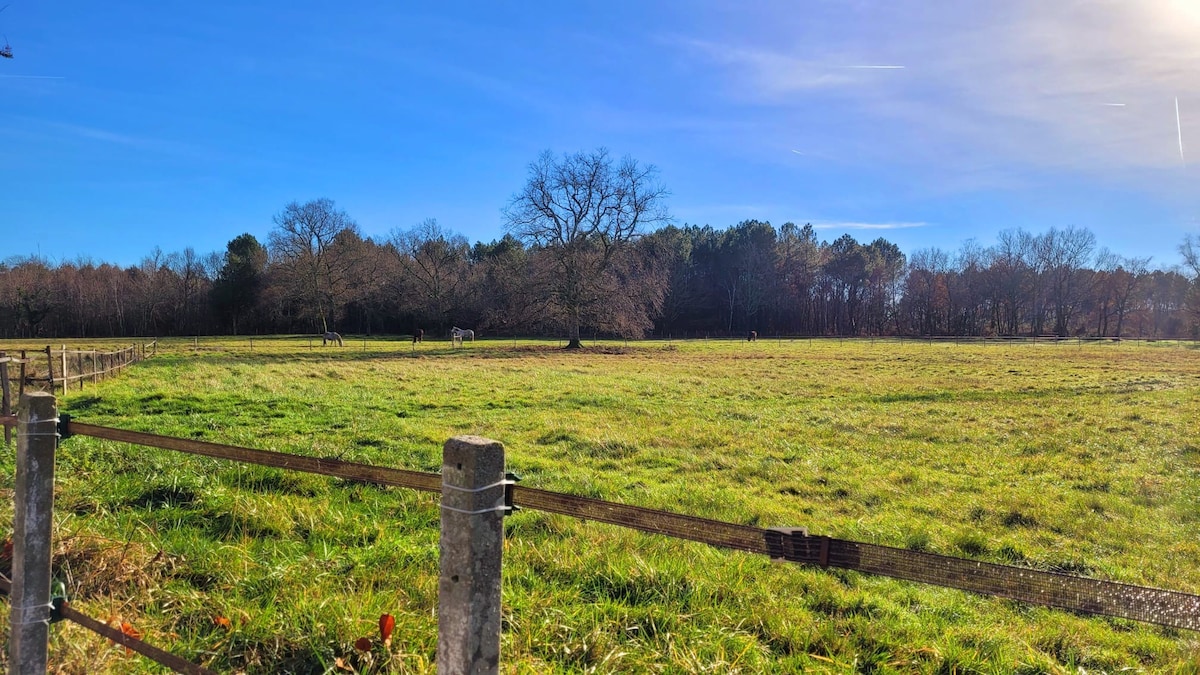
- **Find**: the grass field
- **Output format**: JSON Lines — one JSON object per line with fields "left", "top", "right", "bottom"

{"left": 2, "top": 336, "right": 1199, "bottom": 673}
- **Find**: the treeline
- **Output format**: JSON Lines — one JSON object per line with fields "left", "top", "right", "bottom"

{"left": 2, "top": 212, "right": 1196, "bottom": 340}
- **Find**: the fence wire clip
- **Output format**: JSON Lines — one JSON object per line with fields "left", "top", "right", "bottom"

{"left": 503, "top": 471, "right": 521, "bottom": 516}
{"left": 50, "top": 595, "right": 67, "bottom": 624}
{"left": 10, "top": 601, "right": 53, "bottom": 626}
{"left": 440, "top": 472, "right": 521, "bottom": 517}
{"left": 57, "top": 413, "right": 72, "bottom": 440}
{"left": 765, "top": 527, "right": 831, "bottom": 567}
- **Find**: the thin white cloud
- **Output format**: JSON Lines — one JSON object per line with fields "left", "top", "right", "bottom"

{"left": 5, "top": 117, "right": 229, "bottom": 164}
{"left": 49, "top": 122, "right": 149, "bottom": 146}
{"left": 32, "top": 120, "right": 204, "bottom": 157}
{"left": 667, "top": 37, "right": 858, "bottom": 93}
{"left": 675, "top": 1, "right": 1200, "bottom": 181}
{"left": 1177, "top": 97, "right": 1186, "bottom": 165}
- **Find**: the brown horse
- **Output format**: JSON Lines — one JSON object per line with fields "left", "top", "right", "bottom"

{"left": 413, "top": 328, "right": 424, "bottom": 344}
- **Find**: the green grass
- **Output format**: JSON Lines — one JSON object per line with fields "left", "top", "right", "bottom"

{"left": 2, "top": 336, "right": 1199, "bottom": 673}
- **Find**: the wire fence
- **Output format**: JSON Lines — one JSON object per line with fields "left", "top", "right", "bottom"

{"left": 51, "top": 419, "right": 1200, "bottom": 632}
{"left": 0, "top": 577, "right": 216, "bottom": 675}
{"left": 4, "top": 413, "right": 1200, "bottom": 673}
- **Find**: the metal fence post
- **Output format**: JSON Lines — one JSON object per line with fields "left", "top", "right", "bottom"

{"left": 437, "top": 436, "right": 506, "bottom": 675}
{"left": 9, "top": 392, "right": 59, "bottom": 674}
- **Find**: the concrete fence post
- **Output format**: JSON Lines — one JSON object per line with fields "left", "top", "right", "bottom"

{"left": 9, "top": 392, "right": 59, "bottom": 674}
{"left": 437, "top": 436, "right": 506, "bottom": 675}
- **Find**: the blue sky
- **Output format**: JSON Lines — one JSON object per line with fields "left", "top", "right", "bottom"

{"left": 3, "top": 1, "right": 1199, "bottom": 267}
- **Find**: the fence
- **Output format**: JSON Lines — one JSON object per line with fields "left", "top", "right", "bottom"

{"left": 46, "top": 342, "right": 155, "bottom": 395}
{"left": 0, "top": 352, "right": 35, "bottom": 446}
{"left": 681, "top": 333, "right": 1197, "bottom": 347}
{"left": 0, "top": 342, "right": 157, "bottom": 403}
{"left": 3, "top": 395, "right": 1199, "bottom": 674}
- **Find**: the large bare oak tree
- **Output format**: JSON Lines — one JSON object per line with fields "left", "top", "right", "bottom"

{"left": 268, "top": 198, "right": 361, "bottom": 334}
{"left": 503, "top": 148, "right": 670, "bottom": 348}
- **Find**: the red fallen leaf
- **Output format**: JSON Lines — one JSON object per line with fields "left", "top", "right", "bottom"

{"left": 354, "top": 636, "right": 372, "bottom": 652}
{"left": 214, "top": 616, "right": 232, "bottom": 629}
{"left": 113, "top": 621, "right": 142, "bottom": 656}
{"left": 378, "top": 613, "right": 395, "bottom": 646}
{"left": 1, "top": 537, "right": 12, "bottom": 561}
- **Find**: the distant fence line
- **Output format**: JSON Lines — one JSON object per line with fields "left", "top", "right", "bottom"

{"left": 0, "top": 342, "right": 157, "bottom": 404}
{"left": 3, "top": 401, "right": 1198, "bottom": 673}
{"left": 671, "top": 333, "right": 1198, "bottom": 346}
{"left": 47, "top": 342, "right": 156, "bottom": 395}
{"left": 176, "top": 333, "right": 1200, "bottom": 349}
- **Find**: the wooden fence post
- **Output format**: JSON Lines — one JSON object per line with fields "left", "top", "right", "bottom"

{"left": 43, "top": 346, "right": 55, "bottom": 395}
{"left": 8, "top": 392, "right": 58, "bottom": 673}
{"left": 61, "top": 346, "right": 67, "bottom": 395}
{"left": 438, "top": 435, "right": 507, "bottom": 675}
{"left": 0, "top": 352, "right": 10, "bottom": 445}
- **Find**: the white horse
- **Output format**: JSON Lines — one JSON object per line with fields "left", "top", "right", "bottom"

{"left": 322, "top": 331, "right": 344, "bottom": 347}
{"left": 451, "top": 326, "right": 474, "bottom": 346}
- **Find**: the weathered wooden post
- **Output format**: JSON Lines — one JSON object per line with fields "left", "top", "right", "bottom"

{"left": 438, "top": 436, "right": 508, "bottom": 674}
{"left": 1, "top": 352, "right": 11, "bottom": 445}
{"left": 9, "top": 392, "right": 58, "bottom": 673}
{"left": 43, "top": 347, "right": 53, "bottom": 395}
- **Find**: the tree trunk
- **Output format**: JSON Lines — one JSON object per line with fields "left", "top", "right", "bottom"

{"left": 566, "top": 312, "right": 582, "bottom": 349}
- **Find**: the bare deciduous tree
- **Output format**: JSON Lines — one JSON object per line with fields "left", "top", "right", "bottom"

{"left": 268, "top": 198, "right": 359, "bottom": 333}
{"left": 503, "top": 148, "right": 670, "bottom": 348}
{"left": 1181, "top": 234, "right": 1200, "bottom": 280}
{"left": 1034, "top": 226, "right": 1096, "bottom": 336}
{"left": 389, "top": 218, "right": 470, "bottom": 329}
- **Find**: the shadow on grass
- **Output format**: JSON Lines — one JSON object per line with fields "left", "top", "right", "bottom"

{"left": 130, "top": 342, "right": 647, "bottom": 370}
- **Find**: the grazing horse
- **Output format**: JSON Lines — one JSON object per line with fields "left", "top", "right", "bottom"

{"left": 322, "top": 331, "right": 344, "bottom": 347}
{"left": 451, "top": 326, "right": 475, "bottom": 346}
{"left": 748, "top": 330, "right": 757, "bottom": 342}
{"left": 413, "top": 328, "right": 424, "bottom": 344}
